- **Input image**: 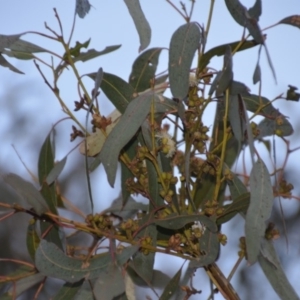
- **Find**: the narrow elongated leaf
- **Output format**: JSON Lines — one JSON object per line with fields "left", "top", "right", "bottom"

{"left": 216, "top": 46, "right": 233, "bottom": 95}
{"left": 52, "top": 280, "right": 84, "bottom": 300}
{"left": 102, "top": 196, "right": 148, "bottom": 216}
{"left": 217, "top": 193, "right": 250, "bottom": 225}
{"left": 124, "top": 0, "right": 151, "bottom": 52}
{"left": 35, "top": 240, "right": 111, "bottom": 282}
{"left": 154, "top": 214, "right": 217, "bottom": 232}
{"left": 129, "top": 48, "right": 163, "bottom": 92}
{"left": 224, "top": 0, "right": 264, "bottom": 44}
{"left": 99, "top": 92, "right": 155, "bottom": 187}
{"left": 229, "top": 94, "right": 244, "bottom": 148}
{"left": 160, "top": 266, "right": 182, "bottom": 300}
{"left": 199, "top": 37, "right": 263, "bottom": 72}
{"left": 258, "top": 239, "right": 299, "bottom": 300}
{"left": 94, "top": 264, "right": 125, "bottom": 300}
{"left": 38, "top": 133, "right": 54, "bottom": 184}
{"left": 88, "top": 72, "right": 134, "bottom": 113}
{"left": 26, "top": 220, "right": 40, "bottom": 261}
{"left": 0, "top": 33, "right": 23, "bottom": 51}
{"left": 3, "top": 39, "right": 48, "bottom": 60}
{"left": 245, "top": 159, "right": 274, "bottom": 264}
{"left": 253, "top": 61, "right": 261, "bottom": 84}
{"left": 116, "top": 245, "right": 140, "bottom": 266}
{"left": 169, "top": 22, "right": 201, "bottom": 99}
{"left": 46, "top": 156, "right": 67, "bottom": 185}
{"left": 3, "top": 273, "right": 45, "bottom": 298}
{"left": 73, "top": 45, "right": 121, "bottom": 62}
{"left": 0, "top": 54, "right": 24, "bottom": 74}
{"left": 279, "top": 15, "right": 300, "bottom": 29}
{"left": 147, "top": 159, "right": 164, "bottom": 209}
{"left": 3, "top": 173, "right": 49, "bottom": 214}
{"left": 248, "top": 0, "right": 262, "bottom": 21}
{"left": 121, "top": 138, "right": 138, "bottom": 206}
{"left": 74, "top": 281, "right": 94, "bottom": 300}
{"left": 189, "top": 229, "right": 220, "bottom": 267}
{"left": 242, "top": 94, "right": 276, "bottom": 115}
{"left": 131, "top": 215, "right": 157, "bottom": 283}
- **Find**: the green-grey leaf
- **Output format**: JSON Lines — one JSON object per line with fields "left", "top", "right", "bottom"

{"left": 99, "top": 92, "right": 155, "bottom": 187}
{"left": 242, "top": 94, "right": 276, "bottom": 115}
{"left": 46, "top": 156, "right": 67, "bottom": 185}
{"left": 160, "top": 266, "right": 182, "bottom": 300}
{"left": 228, "top": 95, "right": 243, "bottom": 150}
{"left": 129, "top": 47, "right": 163, "bottom": 92}
{"left": 73, "top": 45, "right": 121, "bottom": 62}
{"left": 258, "top": 239, "right": 299, "bottom": 300}
{"left": 189, "top": 229, "right": 220, "bottom": 267}
{"left": 0, "top": 33, "right": 23, "bottom": 51}
{"left": 154, "top": 214, "right": 217, "bottom": 232}
{"left": 88, "top": 72, "right": 134, "bottom": 113}
{"left": 2, "top": 39, "right": 48, "bottom": 60}
{"left": 224, "top": 0, "right": 264, "bottom": 44}
{"left": 38, "top": 133, "right": 54, "bottom": 185}
{"left": 257, "top": 112, "right": 294, "bottom": 138}
{"left": 278, "top": 15, "right": 300, "bottom": 30}
{"left": 217, "top": 192, "right": 250, "bottom": 225}
{"left": 35, "top": 240, "right": 111, "bottom": 282}
{"left": 245, "top": 159, "right": 274, "bottom": 264}
{"left": 52, "top": 280, "right": 84, "bottom": 300}
{"left": 0, "top": 54, "right": 24, "bottom": 74}
{"left": 169, "top": 22, "right": 201, "bottom": 99}
{"left": 253, "top": 61, "right": 261, "bottom": 84}
{"left": 26, "top": 221, "right": 40, "bottom": 261}
{"left": 199, "top": 38, "right": 263, "bottom": 72}
{"left": 3, "top": 173, "right": 49, "bottom": 214}
{"left": 216, "top": 46, "right": 233, "bottom": 95}
{"left": 94, "top": 264, "right": 125, "bottom": 300}
{"left": 124, "top": 0, "right": 151, "bottom": 52}
{"left": 248, "top": 0, "right": 262, "bottom": 21}
{"left": 4, "top": 273, "right": 45, "bottom": 298}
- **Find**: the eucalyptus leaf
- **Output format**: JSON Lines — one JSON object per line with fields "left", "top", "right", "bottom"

{"left": 94, "top": 264, "right": 125, "bottom": 300}
{"left": 169, "top": 22, "right": 201, "bottom": 99}
{"left": 189, "top": 229, "right": 220, "bottom": 267}
{"left": 73, "top": 45, "right": 121, "bottom": 62}
{"left": 52, "top": 280, "right": 84, "bottom": 300}
{"left": 245, "top": 159, "right": 274, "bottom": 264}
{"left": 3, "top": 173, "right": 49, "bottom": 214}
{"left": 35, "top": 240, "right": 111, "bottom": 282}
{"left": 278, "top": 15, "right": 300, "bottom": 30}
{"left": 0, "top": 53, "right": 24, "bottom": 74}
{"left": 98, "top": 92, "right": 156, "bottom": 187}
{"left": 124, "top": 0, "right": 151, "bottom": 52}
{"left": 129, "top": 47, "right": 163, "bottom": 92}
{"left": 88, "top": 72, "right": 134, "bottom": 113}
{"left": 258, "top": 239, "right": 299, "bottom": 300}
{"left": 46, "top": 156, "right": 67, "bottom": 185}
{"left": 0, "top": 33, "right": 23, "bottom": 51}
{"left": 160, "top": 266, "right": 182, "bottom": 300}
{"left": 154, "top": 214, "right": 217, "bottom": 232}
{"left": 248, "top": 0, "right": 262, "bottom": 21}
{"left": 199, "top": 38, "right": 263, "bottom": 72}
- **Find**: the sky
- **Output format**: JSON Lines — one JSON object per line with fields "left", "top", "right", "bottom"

{"left": 0, "top": 1, "right": 300, "bottom": 299}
